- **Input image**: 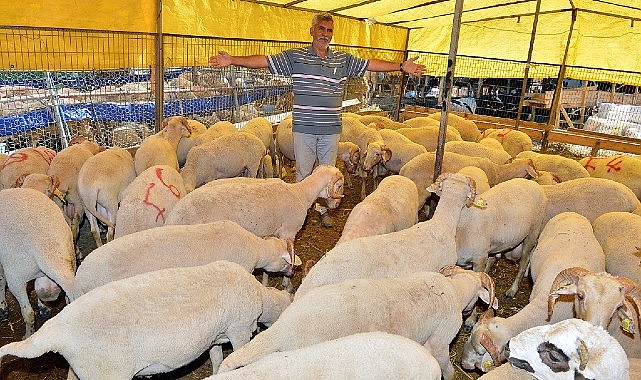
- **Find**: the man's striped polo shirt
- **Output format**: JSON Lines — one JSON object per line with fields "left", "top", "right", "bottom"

{"left": 267, "top": 45, "right": 369, "bottom": 135}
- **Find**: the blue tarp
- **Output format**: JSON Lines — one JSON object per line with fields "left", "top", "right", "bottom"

{"left": 0, "top": 85, "right": 292, "bottom": 136}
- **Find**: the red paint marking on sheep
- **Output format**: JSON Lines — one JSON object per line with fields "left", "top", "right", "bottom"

{"left": 33, "top": 148, "right": 56, "bottom": 165}
{"left": 496, "top": 128, "right": 512, "bottom": 139}
{"left": 583, "top": 157, "right": 597, "bottom": 171}
{"left": 154, "top": 167, "right": 181, "bottom": 198}
{"left": 605, "top": 156, "right": 623, "bottom": 173}
{"left": 1, "top": 152, "right": 29, "bottom": 169}
{"left": 142, "top": 182, "right": 167, "bottom": 223}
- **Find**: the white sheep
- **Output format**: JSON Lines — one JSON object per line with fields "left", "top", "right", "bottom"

{"left": 445, "top": 140, "right": 511, "bottom": 164}
{"left": 377, "top": 128, "right": 427, "bottom": 174}
{"left": 114, "top": 165, "right": 187, "bottom": 239}
{"left": 461, "top": 212, "right": 605, "bottom": 372}
{"left": 134, "top": 115, "right": 192, "bottom": 175}
{"left": 359, "top": 114, "right": 408, "bottom": 130}
{"left": 508, "top": 318, "right": 629, "bottom": 380}
{"left": 592, "top": 211, "right": 641, "bottom": 285}
{"left": 220, "top": 266, "right": 496, "bottom": 380}
{"left": 482, "top": 128, "right": 533, "bottom": 157}
{"left": 457, "top": 166, "right": 491, "bottom": 194}
{"left": 77, "top": 147, "right": 137, "bottom": 247}
{"left": 295, "top": 172, "right": 485, "bottom": 298}
{"left": 340, "top": 116, "right": 391, "bottom": 199}
{"left": 0, "top": 146, "right": 56, "bottom": 190}
{"left": 204, "top": 332, "right": 442, "bottom": 380}
{"left": 0, "top": 187, "right": 76, "bottom": 338}
{"left": 477, "top": 363, "right": 536, "bottom": 379}
{"left": 239, "top": 116, "right": 277, "bottom": 176}
{"left": 395, "top": 125, "right": 463, "bottom": 151}
{"left": 580, "top": 155, "right": 641, "bottom": 200}
{"left": 180, "top": 131, "right": 269, "bottom": 193}
{"left": 540, "top": 177, "right": 641, "bottom": 226}
{"left": 402, "top": 115, "right": 441, "bottom": 128}
{"left": 73, "top": 220, "right": 297, "bottom": 297}
{"left": 0, "top": 260, "right": 292, "bottom": 378}
{"left": 399, "top": 151, "right": 538, "bottom": 209}
{"left": 479, "top": 136, "right": 508, "bottom": 151}
{"left": 456, "top": 177, "right": 548, "bottom": 298}
{"left": 167, "top": 164, "right": 344, "bottom": 247}
{"left": 516, "top": 150, "right": 590, "bottom": 182}
{"left": 47, "top": 139, "right": 103, "bottom": 240}
{"left": 176, "top": 120, "right": 238, "bottom": 166}
{"left": 17, "top": 173, "right": 64, "bottom": 201}
{"left": 428, "top": 111, "right": 482, "bottom": 142}
{"left": 337, "top": 174, "right": 420, "bottom": 244}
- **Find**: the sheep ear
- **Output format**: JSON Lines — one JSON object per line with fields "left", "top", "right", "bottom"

{"left": 478, "top": 289, "right": 499, "bottom": 310}
{"left": 551, "top": 284, "right": 578, "bottom": 296}
{"left": 14, "top": 174, "right": 27, "bottom": 188}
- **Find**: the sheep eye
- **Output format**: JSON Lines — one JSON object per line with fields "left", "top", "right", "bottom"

{"left": 577, "top": 292, "right": 584, "bottom": 301}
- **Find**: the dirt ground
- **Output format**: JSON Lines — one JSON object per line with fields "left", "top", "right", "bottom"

{"left": 0, "top": 160, "right": 534, "bottom": 380}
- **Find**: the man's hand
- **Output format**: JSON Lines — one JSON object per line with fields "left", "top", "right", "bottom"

{"left": 402, "top": 56, "right": 425, "bottom": 77}
{"left": 210, "top": 51, "right": 232, "bottom": 68}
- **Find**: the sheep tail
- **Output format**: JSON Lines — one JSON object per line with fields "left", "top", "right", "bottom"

{"left": 82, "top": 190, "right": 115, "bottom": 228}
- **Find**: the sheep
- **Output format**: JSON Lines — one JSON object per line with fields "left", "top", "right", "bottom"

{"left": 47, "top": 139, "right": 102, "bottom": 241}
{"left": 203, "top": 332, "right": 442, "bottom": 380}
{"left": 428, "top": 111, "right": 482, "bottom": 142}
{"left": 0, "top": 260, "right": 292, "bottom": 378}
{"left": 73, "top": 220, "right": 297, "bottom": 297}
{"left": 180, "top": 131, "right": 269, "bottom": 193}
{"left": 516, "top": 150, "right": 590, "bottom": 182}
{"left": 274, "top": 116, "right": 360, "bottom": 177}
{"left": 337, "top": 175, "right": 420, "bottom": 245}
{"left": 540, "top": 177, "right": 641, "bottom": 226}
{"left": 113, "top": 165, "right": 187, "bottom": 239}
{"left": 133, "top": 115, "right": 192, "bottom": 175}
{"left": 547, "top": 267, "right": 641, "bottom": 358}
{"left": 395, "top": 125, "right": 463, "bottom": 151}
{"left": 239, "top": 116, "right": 277, "bottom": 176}
{"left": 445, "top": 140, "right": 512, "bottom": 164}
{"left": 461, "top": 212, "right": 605, "bottom": 372}
{"left": 533, "top": 170, "right": 562, "bottom": 185}
{"left": 359, "top": 114, "right": 407, "bottom": 130}
{"left": 0, "top": 187, "right": 76, "bottom": 338}
{"left": 508, "top": 318, "right": 629, "bottom": 380}
{"left": 219, "top": 266, "right": 496, "bottom": 380}
{"left": 295, "top": 172, "right": 485, "bottom": 299}
{"left": 377, "top": 128, "right": 427, "bottom": 174}
{"left": 399, "top": 151, "right": 538, "bottom": 209}
{"left": 167, "top": 164, "right": 344, "bottom": 247}
{"left": 479, "top": 136, "right": 508, "bottom": 151}
{"left": 77, "top": 147, "right": 137, "bottom": 247}
{"left": 482, "top": 128, "right": 533, "bottom": 157}
{"left": 592, "top": 211, "right": 641, "bottom": 285}
{"left": 455, "top": 178, "right": 548, "bottom": 298}
{"left": 0, "top": 146, "right": 56, "bottom": 190}
{"left": 580, "top": 155, "right": 641, "bottom": 200}
{"left": 16, "top": 173, "right": 64, "bottom": 200}
{"left": 457, "top": 166, "right": 491, "bottom": 194}
{"left": 340, "top": 115, "right": 391, "bottom": 199}
{"left": 402, "top": 116, "right": 442, "bottom": 128}
{"left": 176, "top": 120, "right": 238, "bottom": 167}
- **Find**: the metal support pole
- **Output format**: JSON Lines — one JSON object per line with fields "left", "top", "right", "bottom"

{"left": 153, "top": 0, "right": 164, "bottom": 132}
{"left": 516, "top": 0, "right": 542, "bottom": 129}
{"left": 45, "top": 71, "right": 70, "bottom": 149}
{"left": 428, "top": 0, "right": 464, "bottom": 218}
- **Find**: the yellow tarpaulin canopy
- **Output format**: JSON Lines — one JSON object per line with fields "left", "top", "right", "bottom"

{"left": 1, "top": 0, "right": 640, "bottom": 84}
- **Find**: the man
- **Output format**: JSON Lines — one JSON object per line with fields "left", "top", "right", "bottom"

{"left": 210, "top": 12, "right": 425, "bottom": 227}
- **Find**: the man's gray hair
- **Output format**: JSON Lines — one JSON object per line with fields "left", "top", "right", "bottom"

{"left": 312, "top": 12, "right": 333, "bottom": 27}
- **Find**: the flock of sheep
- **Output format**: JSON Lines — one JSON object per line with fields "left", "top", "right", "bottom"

{"left": 0, "top": 108, "right": 640, "bottom": 379}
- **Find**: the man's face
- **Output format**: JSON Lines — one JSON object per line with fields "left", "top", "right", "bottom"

{"left": 310, "top": 20, "right": 333, "bottom": 52}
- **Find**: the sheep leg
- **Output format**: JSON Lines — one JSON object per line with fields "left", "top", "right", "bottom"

{"left": 360, "top": 173, "right": 368, "bottom": 200}
{"left": 85, "top": 211, "right": 103, "bottom": 247}
{"left": 506, "top": 237, "right": 535, "bottom": 299}
{"left": 484, "top": 256, "right": 499, "bottom": 273}
{"left": 34, "top": 298, "right": 53, "bottom": 319}
{"left": 0, "top": 266, "right": 6, "bottom": 320}
{"left": 7, "top": 279, "right": 35, "bottom": 338}
{"left": 262, "top": 272, "right": 269, "bottom": 286}
{"left": 282, "top": 276, "right": 293, "bottom": 293}
{"left": 209, "top": 345, "right": 224, "bottom": 374}
{"left": 426, "top": 340, "right": 455, "bottom": 380}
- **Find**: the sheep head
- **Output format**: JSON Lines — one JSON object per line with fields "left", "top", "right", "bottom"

{"left": 547, "top": 267, "right": 591, "bottom": 321}
{"left": 440, "top": 265, "right": 497, "bottom": 313}
{"left": 508, "top": 319, "right": 629, "bottom": 380}
{"left": 323, "top": 168, "right": 344, "bottom": 209}
{"left": 362, "top": 142, "right": 391, "bottom": 171}
{"left": 428, "top": 173, "right": 487, "bottom": 208}
{"left": 461, "top": 310, "right": 506, "bottom": 372}
{"left": 162, "top": 116, "right": 193, "bottom": 139}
